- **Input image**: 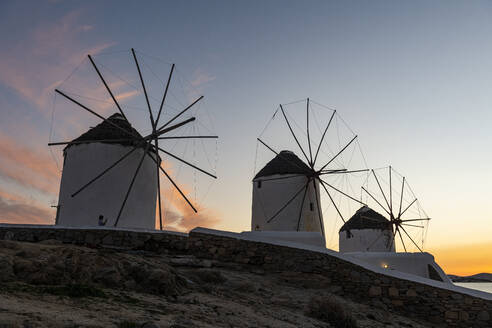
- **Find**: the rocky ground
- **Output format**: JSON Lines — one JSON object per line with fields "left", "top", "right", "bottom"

{"left": 0, "top": 240, "right": 437, "bottom": 328}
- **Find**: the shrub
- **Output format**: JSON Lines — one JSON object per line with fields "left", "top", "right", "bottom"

{"left": 305, "top": 295, "right": 358, "bottom": 328}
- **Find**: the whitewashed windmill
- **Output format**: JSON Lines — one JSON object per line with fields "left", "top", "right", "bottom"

{"left": 50, "top": 49, "right": 218, "bottom": 230}
{"left": 339, "top": 166, "right": 431, "bottom": 253}
{"left": 252, "top": 99, "right": 368, "bottom": 239}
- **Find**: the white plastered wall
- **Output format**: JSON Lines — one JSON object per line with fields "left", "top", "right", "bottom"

{"left": 339, "top": 228, "right": 395, "bottom": 253}
{"left": 251, "top": 174, "right": 324, "bottom": 235}
{"left": 57, "top": 143, "right": 157, "bottom": 230}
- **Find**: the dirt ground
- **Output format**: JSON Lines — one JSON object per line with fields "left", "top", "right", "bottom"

{"left": 0, "top": 240, "right": 436, "bottom": 328}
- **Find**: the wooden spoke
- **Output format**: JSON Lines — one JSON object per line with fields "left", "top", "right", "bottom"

{"left": 401, "top": 218, "right": 431, "bottom": 222}
{"left": 158, "top": 147, "right": 216, "bottom": 179}
{"left": 280, "top": 104, "right": 311, "bottom": 165}
{"left": 266, "top": 181, "right": 309, "bottom": 223}
{"left": 114, "top": 143, "right": 151, "bottom": 226}
{"left": 158, "top": 96, "right": 203, "bottom": 131}
{"left": 71, "top": 146, "right": 140, "bottom": 197}
{"left": 155, "top": 63, "right": 175, "bottom": 126}
{"left": 306, "top": 98, "right": 314, "bottom": 166}
{"left": 389, "top": 166, "right": 393, "bottom": 215}
{"left": 88, "top": 54, "right": 127, "bottom": 120}
{"left": 319, "top": 177, "right": 346, "bottom": 224}
{"left": 398, "top": 177, "right": 405, "bottom": 218}
{"left": 257, "top": 138, "right": 278, "bottom": 155}
{"left": 313, "top": 110, "right": 336, "bottom": 167}
{"left": 296, "top": 182, "right": 310, "bottom": 231}
{"left": 401, "top": 223, "right": 424, "bottom": 228}
{"left": 319, "top": 135, "right": 358, "bottom": 171}
{"left": 399, "top": 225, "right": 423, "bottom": 252}
{"left": 399, "top": 198, "right": 417, "bottom": 217}
{"left": 311, "top": 179, "right": 325, "bottom": 236}
{"left": 155, "top": 138, "right": 163, "bottom": 230}
{"left": 132, "top": 48, "right": 155, "bottom": 129}
{"left": 397, "top": 228, "right": 407, "bottom": 252}
{"left": 361, "top": 186, "right": 391, "bottom": 216}
{"left": 155, "top": 117, "right": 196, "bottom": 136}
{"left": 55, "top": 89, "right": 137, "bottom": 139}
{"left": 320, "top": 179, "right": 366, "bottom": 206}
{"left": 158, "top": 135, "right": 218, "bottom": 140}
{"left": 371, "top": 169, "right": 391, "bottom": 214}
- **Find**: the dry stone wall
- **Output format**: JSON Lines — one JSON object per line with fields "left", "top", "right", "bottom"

{"left": 187, "top": 230, "right": 492, "bottom": 328}
{"left": 0, "top": 225, "right": 490, "bottom": 327}
{"left": 0, "top": 225, "right": 188, "bottom": 253}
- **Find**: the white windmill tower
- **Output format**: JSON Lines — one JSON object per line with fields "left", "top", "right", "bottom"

{"left": 56, "top": 113, "right": 159, "bottom": 229}
{"left": 50, "top": 49, "right": 218, "bottom": 230}
{"left": 252, "top": 150, "right": 323, "bottom": 233}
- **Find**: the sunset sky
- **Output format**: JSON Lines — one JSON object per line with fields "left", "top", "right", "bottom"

{"left": 0, "top": 0, "right": 491, "bottom": 276}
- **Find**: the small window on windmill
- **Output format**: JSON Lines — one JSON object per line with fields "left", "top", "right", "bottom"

{"left": 310, "top": 202, "right": 314, "bottom": 211}
{"left": 257, "top": 180, "right": 262, "bottom": 189}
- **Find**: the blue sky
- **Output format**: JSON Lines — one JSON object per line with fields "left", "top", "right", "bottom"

{"left": 0, "top": 0, "right": 491, "bottom": 274}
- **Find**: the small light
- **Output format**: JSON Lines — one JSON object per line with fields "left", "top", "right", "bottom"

{"left": 382, "top": 263, "right": 389, "bottom": 269}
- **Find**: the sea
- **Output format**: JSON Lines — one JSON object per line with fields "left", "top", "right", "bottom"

{"left": 454, "top": 282, "right": 492, "bottom": 294}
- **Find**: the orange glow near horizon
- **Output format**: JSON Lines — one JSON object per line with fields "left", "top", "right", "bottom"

{"left": 430, "top": 243, "right": 492, "bottom": 276}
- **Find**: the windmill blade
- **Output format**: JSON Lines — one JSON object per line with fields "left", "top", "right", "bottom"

{"left": 320, "top": 179, "right": 366, "bottom": 206}
{"left": 361, "top": 186, "right": 391, "bottom": 216}
{"left": 311, "top": 179, "right": 325, "bottom": 236}
{"left": 154, "top": 117, "right": 196, "bottom": 136}
{"left": 279, "top": 104, "right": 311, "bottom": 165}
{"left": 88, "top": 54, "right": 127, "bottom": 120}
{"left": 158, "top": 135, "right": 218, "bottom": 140}
{"left": 398, "top": 176, "right": 405, "bottom": 218}
{"left": 55, "top": 89, "right": 138, "bottom": 139}
{"left": 114, "top": 143, "right": 152, "bottom": 227}
{"left": 266, "top": 181, "right": 309, "bottom": 223}
{"left": 132, "top": 48, "right": 155, "bottom": 128}
{"left": 313, "top": 109, "right": 336, "bottom": 166}
{"left": 399, "top": 198, "right": 418, "bottom": 217}
{"left": 158, "top": 96, "right": 204, "bottom": 131}
{"left": 71, "top": 146, "right": 140, "bottom": 197}
{"left": 49, "top": 138, "right": 135, "bottom": 146}
{"left": 319, "top": 135, "right": 358, "bottom": 171}
{"left": 389, "top": 166, "right": 393, "bottom": 214}
{"left": 397, "top": 228, "right": 407, "bottom": 252}
{"left": 388, "top": 228, "right": 397, "bottom": 251}
{"left": 306, "top": 98, "right": 314, "bottom": 166}
{"left": 159, "top": 163, "right": 197, "bottom": 213}
{"left": 320, "top": 169, "right": 369, "bottom": 175}
{"left": 401, "top": 223, "right": 424, "bottom": 228}
{"left": 371, "top": 169, "right": 391, "bottom": 214}
{"left": 157, "top": 147, "right": 217, "bottom": 179}
{"left": 401, "top": 218, "right": 431, "bottom": 222}
{"left": 365, "top": 229, "right": 386, "bottom": 251}
{"left": 318, "top": 178, "right": 346, "bottom": 224}
{"left": 296, "top": 182, "right": 310, "bottom": 231}
{"left": 399, "top": 225, "right": 424, "bottom": 252}
{"left": 154, "top": 138, "right": 163, "bottom": 230}
{"left": 155, "top": 63, "right": 175, "bottom": 126}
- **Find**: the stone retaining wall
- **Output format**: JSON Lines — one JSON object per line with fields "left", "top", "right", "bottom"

{"left": 0, "top": 225, "right": 188, "bottom": 253}
{"left": 0, "top": 225, "right": 490, "bottom": 327}
{"left": 187, "top": 229, "right": 492, "bottom": 328}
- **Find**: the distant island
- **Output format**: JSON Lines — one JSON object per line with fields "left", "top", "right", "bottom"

{"left": 448, "top": 273, "right": 492, "bottom": 283}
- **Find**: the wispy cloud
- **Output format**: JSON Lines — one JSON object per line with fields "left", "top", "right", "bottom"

{"left": 0, "top": 190, "right": 54, "bottom": 225}
{"left": 0, "top": 10, "right": 115, "bottom": 114}
{"left": 160, "top": 177, "right": 220, "bottom": 232}
{"left": 0, "top": 132, "right": 60, "bottom": 195}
